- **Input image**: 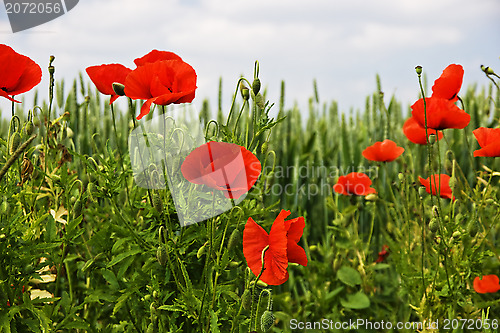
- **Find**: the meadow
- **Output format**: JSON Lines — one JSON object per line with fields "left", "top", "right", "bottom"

{"left": 0, "top": 45, "right": 499, "bottom": 332}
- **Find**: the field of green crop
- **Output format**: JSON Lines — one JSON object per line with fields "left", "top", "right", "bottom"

{"left": 0, "top": 45, "right": 499, "bottom": 332}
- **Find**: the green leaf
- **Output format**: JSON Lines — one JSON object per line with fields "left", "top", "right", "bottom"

{"left": 336, "top": 266, "right": 361, "bottom": 287}
{"left": 106, "top": 248, "right": 141, "bottom": 268}
{"left": 340, "top": 291, "right": 370, "bottom": 309}
{"left": 210, "top": 310, "right": 221, "bottom": 333}
{"left": 101, "top": 268, "right": 120, "bottom": 290}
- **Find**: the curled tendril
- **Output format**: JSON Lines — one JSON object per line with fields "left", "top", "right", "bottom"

{"left": 169, "top": 127, "right": 186, "bottom": 155}
{"left": 263, "top": 150, "right": 276, "bottom": 174}
{"left": 68, "top": 179, "right": 83, "bottom": 198}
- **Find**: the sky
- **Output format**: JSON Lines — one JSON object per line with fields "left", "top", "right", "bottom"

{"left": 0, "top": 0, "right": 499, "bottom": 118}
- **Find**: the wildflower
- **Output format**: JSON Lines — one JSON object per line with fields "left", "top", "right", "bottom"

{"left": 181, "top": 141, "right": 261, "bottom": 199}
{"left": 86, "top": 64, "right": 132, "bottom": 104}
{"left": 0, "top": 44, "right": 42, "bottom": 103}
{"left": 418, "top": 174, "right": 454, "bottom": 200}
{"left": 362, "top": 139, "right": 404, "bottom": 162}
{"left": 124, "top": 58, "right": 197, "bottom": 120}
{"left": 409, "top": 64, "right": 470, "bottom": 131}
{"left": 403, "top": 117, "right": 443, "bottom": 145}
{"left": 243, "top": 210, "right": 307, "bottom": 285}
{"left": 473, "top": 274, "right": 500, "bottom": 294}
{"left": 375, "top": 245, "right": 390, "bottom": 263}
{"left": 333, "top": 172, "right": 377, "bottom": 196}
{"left": 472, "top": 127, "right": 500, "bottom": 157}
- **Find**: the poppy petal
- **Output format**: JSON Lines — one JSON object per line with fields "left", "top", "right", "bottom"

{"left": 432, "top": 64, "right": 463, "bottom": 102}
{"left": 411, "top": 97, "right": 470, "bottom": 130}
{"left": 134, "top": 50, "right": 183, "bottom": 67}
{"left": 473, "top": 127, "right": 500, "bottom": 157}
{"left": 403, "top": 117, "right": 443, "bottom": 145}
{"left": 243, "top": 217, "right": 270, "bottom": 276}
{"left": 362, "top": 139, "right": 404, "bottom": 162}
{"left": 419, "top": 174, "right": 453, "bottom": 199}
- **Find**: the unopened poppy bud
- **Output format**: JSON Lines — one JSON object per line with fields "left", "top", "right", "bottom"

{"left": 241, "top": 289, "right": 252, "bottom": 310}
{"left": 9, "top": 132, "right": 21, "bottom": 154}
{"left": 260, "top": 310, "right": 275, "bottom": 332}
{"left": 112, "top": 82, "right": 126, "bottom": 96}
{"left": 49, "top": 55, "right": 55, "bottom": 65}
{"left": 309, "top": 245, "right": 318, "bottom": 252}
{"left": 452, "top": 230, "right": 461, "bottom": 239}
{"left": 228, "top": 261, "right": 240, "bottom": 268}
{"left": 365, "top": 193, "right": 378, "bottom": 201}
{"left": 429, "top": 218, "right": 439, "bottom": 233}
{"left": 156, "top": 245, "right": 167, "bottom": 266}
{"left": 261, "top": 141, "right": 269, "bottom": 154}
{"left": 398, "top": 173, "right": 404, "bottom": 181}
{"left": 256, "top": 280, "right": 268, "bottom": 288}
{"left": 25, "top": 121, "right": 34, "bottom": 136}
{"left": 48, "top": 66, "right": 55, "bottom": 75}
{"left": 481, "top": 65, "right": 495, "bottom": 75}
{"left": 153, "top": 193, "right": 163, "bottom": 214}
{"left": 227, "top": 228, "right": 241, "bottom": 251}
{"left": 252, "top": 78, "right": 261, "bottom": 95}
{"left": 448, "top": 177, "right": 456, "bottom": 191}
{"left": 427, "top": 134, "right": 436, "bottom": 145}
{"left": 418, "top": 186, "right": 427, "bottom": 198}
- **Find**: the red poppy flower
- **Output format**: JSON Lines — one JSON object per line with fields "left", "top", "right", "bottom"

{"left": 181, "top": 141, "right": 261, "bottom": 199}
{"left": 0, "top": 44, "right": 42, "bottom": 103}
{"left": 472, "top": 127, "right": 500, "bottom": 157}
{"left": 473, "top": 274, "right": 500, "bottom": 294}
{"left": 418, "top": 174, "right": 454, "bottom": 200}
{"left": 375, "top": 245, "right": 389, "bottom": 263}
{"left": 86, "top": 64, "right": 132, "bottom": 104}
{"left": 362, "top": 139, "right": 404, "bottom": 162}
{"left": 125, "top": 59, "right": 197, "bottom": 120}
{"left": 243, "top": 210, "right": 307, "bottom": 285}
{"left": 411, "top": 97, "right": 470, "bottom": 131}
{"left": 431, "top": 64, "right": 463, "bottom": 102}
{"left": 403, "top": 117, "right": 443, "bottom": 145}
{"left": 134, "top": 49, "right": 182, "bottom": 67}
{"left": 333, "top": 172, "right": 377, "bottom": 196}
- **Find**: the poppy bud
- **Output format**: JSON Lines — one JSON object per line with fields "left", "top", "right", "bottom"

{"left": 227, "top": 228, "right": 241, "bottom": 251}
{"left": 481, "top": 65, "right": 495, "bottom": 75}
{"left": 241, "top": 289, "right": 252, "bottom": 310}
{"left": 261, "top": 141, "right": 269, "bottom": 154}
{"left": 256, "top": 280, "right": 268, "bottom": 288}
{"left": 153, "top": 193, "right": 163, "bottom": 214}
{"left": 415, "top": 66, "right": 423, "bottom": 75}
{"left": 452, "top": 230, "right": 461, "bottom": 239}
{"left": 260, "top": 310, "right": 275, "bottom": 332}
{"left": 432, "top": 205, "right": 439, "bottom": 217}
{"left": 252, "top": 78, "right": 261, "bottom": 95}
{"left": 25, "top": 121, "right": 34, "bottom": 136}
{"left": 398, "top": 173, "right": 404, "bottom": 182}
{"left": 48, "top": 66, "right": 55, "bottom": 75}
{"left": 418, "top": 186, "right": 426, "bottom": 198}
{"left": 112, "top": 82, "right": 126, "bottom": 96}
{"left": 365, "top": 193, "right": 378, "bottom": 201}
{"left": 448, "top": 177, "right": 456, "bottom": 191}
{"left": 9, "top": 132, "right": 21, "bottom": 154}
{"left": 156, "top": 245, "right": 167, "bottom": 266}
{"left": 228, "top": 261, "right": 240, "bottom": 268}
{"left": 49, "top": 55, "right": 55, "bottom": 65}
{"left": 429, "top": 218, "right": 439, "bottom": 233}
{"left": 0, "top": 201, "right": 9, "bottom": 215}
{"left": 309, "top": 245, "right": 318, "bottom": 252}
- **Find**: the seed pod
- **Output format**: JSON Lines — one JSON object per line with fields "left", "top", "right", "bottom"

{"left": 112, "top": 82, "right": 126, "bottom": 96}
{"left": 227, "top": 228, "right": 241, "bottom": 251}
{"left": 156, "top": 245, "right": 167, "bottom": 266}
{"left": 252, "top": 78, "right": 261, "bottom": 95}
{"left": 415, "top": 66, "right": 423, "bottom": 75}
{"left": 9, "top": 132, "right": 21, "bottom": 154}
{"left": 260, "top": 310, "right": 275, "bottom": 332}
{"left": 241, "top": 289, "right": 252, "bottom": 310}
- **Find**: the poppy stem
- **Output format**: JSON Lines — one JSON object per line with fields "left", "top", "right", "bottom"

{"left": 249, "top": 245, "right": 270, "bottom": 331}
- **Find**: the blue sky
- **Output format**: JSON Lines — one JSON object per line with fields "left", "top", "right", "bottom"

{"left": 1, "top": 0, "right": 499, "bottom": 117}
